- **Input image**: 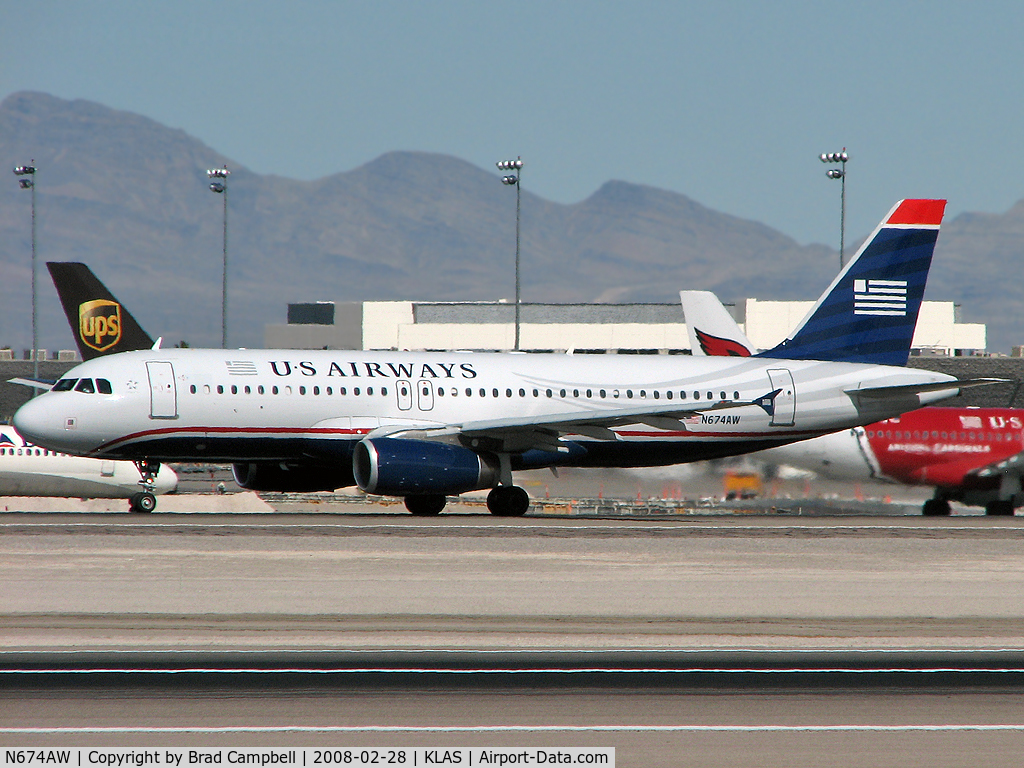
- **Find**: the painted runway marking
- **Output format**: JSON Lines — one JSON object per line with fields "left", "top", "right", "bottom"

{"left": 2, "top": 522, "right": 1023, "bottom": 532}
{"left": 5, "top": 667, "right": 1024, "bottom": 675}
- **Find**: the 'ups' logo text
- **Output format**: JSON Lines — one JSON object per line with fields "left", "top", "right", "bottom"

{"left": 79, "top": 300, "right": 122, "bottom": 352}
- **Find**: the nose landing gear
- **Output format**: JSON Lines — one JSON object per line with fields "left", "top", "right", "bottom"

{"left": 131, "top": 460, "right": 162, "bottom": 513}
{"left": 129, "top": 491, "right": 157, "bottom": 513}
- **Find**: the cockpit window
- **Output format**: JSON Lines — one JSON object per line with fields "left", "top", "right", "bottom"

{"left": 53, "top": 379, "right": 77, "bottom": 392}
{"left": 96, "top": 378, "right": 112, "bottom": 394}
{"left": 75, "top": 379, "right": 95, "bottom": 394}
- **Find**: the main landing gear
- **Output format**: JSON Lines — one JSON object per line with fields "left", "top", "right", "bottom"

{"left": 402, "top": 485, "right": 531, "bottom": 517}
{"left": 486, "top": 485, "right": 530, "bottom": 517}
{"left": 404, "top": 495, "right": 447, "bottom": 516}
{"left": 923, "top": 495, "right": 1017, "bottom": 516}
{"left": 985, "top": 499, "right": 1015, "bottom": 516}
{"left": 130, "top": 460, "right": 162, "bottom": 513}
{"left": 922, "top": 497, "right": 951, "bottom": 517}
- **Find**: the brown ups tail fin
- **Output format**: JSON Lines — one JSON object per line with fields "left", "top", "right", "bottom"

{"left": 46, "top": 262, "right": 154, "bottom": 360}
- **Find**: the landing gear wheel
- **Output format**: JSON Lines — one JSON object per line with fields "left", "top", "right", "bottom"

{"left": 986, "top": 499, "right": 1015, "bottom": 516}
{"left": 487, "top": 485, "right": 530, "bottom": 517}
{"left": 404, "top": 495, "right": 447, "bottom": 516}
{"left": 130, "top": 492, "right": 157, "bottom": 513}
{"left": 132, "top": 460, "right": 162, "bottom": 514}
{"left": 922, "top": 498, "right": 951, "bottom": 517}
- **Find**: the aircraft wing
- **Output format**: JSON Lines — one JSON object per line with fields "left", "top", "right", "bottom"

{"left": 7, "top": 378, "right": 55, "bottom": 391}
{"left": 964, "top": 449, "right": 1024, "bottom": 481}
{"left": 368, "top": 394, "right": 777, "bottom": 453}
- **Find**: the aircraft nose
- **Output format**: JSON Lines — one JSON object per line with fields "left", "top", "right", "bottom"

{"left": 13, "top": 396, "right": 67, "bottom": 449}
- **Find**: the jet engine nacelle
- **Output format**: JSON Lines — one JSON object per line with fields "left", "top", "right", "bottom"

{"left": 353, "top": 438, "right": 499, "bottom": 496}
{"left": 232, "top": 462, "right": 355, "bottom": 492}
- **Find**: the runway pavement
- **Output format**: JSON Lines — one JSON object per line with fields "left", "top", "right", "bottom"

{"left": 4, "top": 508, "right": 1024, "bottom": 765}
{"left": 4, "top": 510, "right": 1024, "bottom": 654}
{"left": 4, "top": 668, "right": 1024, "bottom": 766}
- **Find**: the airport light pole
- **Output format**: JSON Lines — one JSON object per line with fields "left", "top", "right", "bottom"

{"left": 820, "top": 149, "right": 848, "bottom": 269}
{"left": 497, "top": 157, "right": 524, "bottom": 350}
{"left": 207, "top": 166, "right": 230, "bottom": 348}
{"left": 13, "top": 162, "right": 39, "bottom": 390}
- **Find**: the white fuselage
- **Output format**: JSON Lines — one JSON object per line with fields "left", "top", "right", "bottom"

{"left": 757, "top": 428, "right": 879, "bottom": 481}
{"left": 12, "top": 348, "right": 959, "bottom": 472}
{"left": 0, "top": 425, "right": 177, "bottom": 498}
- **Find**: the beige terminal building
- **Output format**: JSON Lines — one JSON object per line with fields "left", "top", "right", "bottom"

{"left": 266, "top": 299, "right": 987, "bottom": 357}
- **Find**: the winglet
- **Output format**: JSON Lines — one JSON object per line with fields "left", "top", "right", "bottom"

{"left": 757, "top": 199, "right": 947, "bottom": 366}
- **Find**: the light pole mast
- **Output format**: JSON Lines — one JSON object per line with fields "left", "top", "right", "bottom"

{"left": 14, "top": 162, "right": 38, "bottom": 390}
{"left": 497, "top": 157, "right": 524, "bottom": 350}
{"left": 820, "top": 149, "right": 848, "bottom": 268}
{"left": 207, "top": 166, "right": 230, "bottom": 348}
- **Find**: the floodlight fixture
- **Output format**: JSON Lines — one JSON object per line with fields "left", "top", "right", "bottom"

{"left": 13, "top": 161, "right": 39, "bottom": 388}
{"left": 496, "top": 157, "right": 524, "bottom": 350}
{"left": 206, "top": 166, "right": 230, "bottom": 347}
{"left": 819, "top": 148, "right": 849, "bottom": 268}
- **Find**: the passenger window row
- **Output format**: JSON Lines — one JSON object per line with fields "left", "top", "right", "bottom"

{"left": 189, "top": 384, "right": 389, "bottom": 397}
{"left": 868, "top": 430, "right": 1013, "bottom": 442}
{"left": 434, "top": 387, "right": 742, "bottom": 401}
{"left": 186, "top": 383, "right": 743, "bottom": 402}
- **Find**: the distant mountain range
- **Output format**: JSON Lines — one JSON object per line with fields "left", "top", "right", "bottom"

{"left": 1, "top": 91, "right": 1022, "bottom": 351}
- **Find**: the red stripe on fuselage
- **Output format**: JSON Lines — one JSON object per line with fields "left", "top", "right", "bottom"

{"left": 95, "top": 426, "right": 370, "bottom": 454}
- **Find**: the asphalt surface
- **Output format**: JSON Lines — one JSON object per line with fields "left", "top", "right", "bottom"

{"left": 4, "top": 509, "right": 1024, "bottom": 766}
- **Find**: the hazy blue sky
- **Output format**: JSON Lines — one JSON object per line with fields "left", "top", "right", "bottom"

{"left": 3, "top": 1, "right": 1022, "bottom": 247}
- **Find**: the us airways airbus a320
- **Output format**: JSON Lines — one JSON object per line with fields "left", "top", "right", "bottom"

{"left": 14, "top": 199, "right": 982, "bottom": 516}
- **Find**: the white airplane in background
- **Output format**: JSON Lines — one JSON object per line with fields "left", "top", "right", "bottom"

{"left": 0, "top": 262, "right": 176, "bottom": 511}
{"left": 15, "top": 199, "right": 986, "bottom": 516}
{"left": 0, "top": 424, "right": 177, "bottom": 503}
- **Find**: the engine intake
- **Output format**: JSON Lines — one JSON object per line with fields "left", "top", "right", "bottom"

{"left": 354, "top": 438, "right": 498, "bottom": 496}
{"left": 232, "top": 462, "right": 355, "bottom": 492}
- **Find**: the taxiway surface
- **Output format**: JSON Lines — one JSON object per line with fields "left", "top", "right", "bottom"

{"left": 4, "top": 509, "right": 1024, "bottom": 765}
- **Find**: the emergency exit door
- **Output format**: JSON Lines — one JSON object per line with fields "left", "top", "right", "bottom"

{"left": 417, "top": 379, "right": 434, "bottom": 411}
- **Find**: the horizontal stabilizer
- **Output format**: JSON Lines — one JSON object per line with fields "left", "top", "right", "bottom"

{"left": 845, "top": 378, "right": 1007, "bottom": 399}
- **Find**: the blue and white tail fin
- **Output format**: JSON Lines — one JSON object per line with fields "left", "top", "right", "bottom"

{"left": 758, "top": 199, "right": 946, "bottom": 366}
{"left": 680, "top": 291, "right": 754, "bottom": 356}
